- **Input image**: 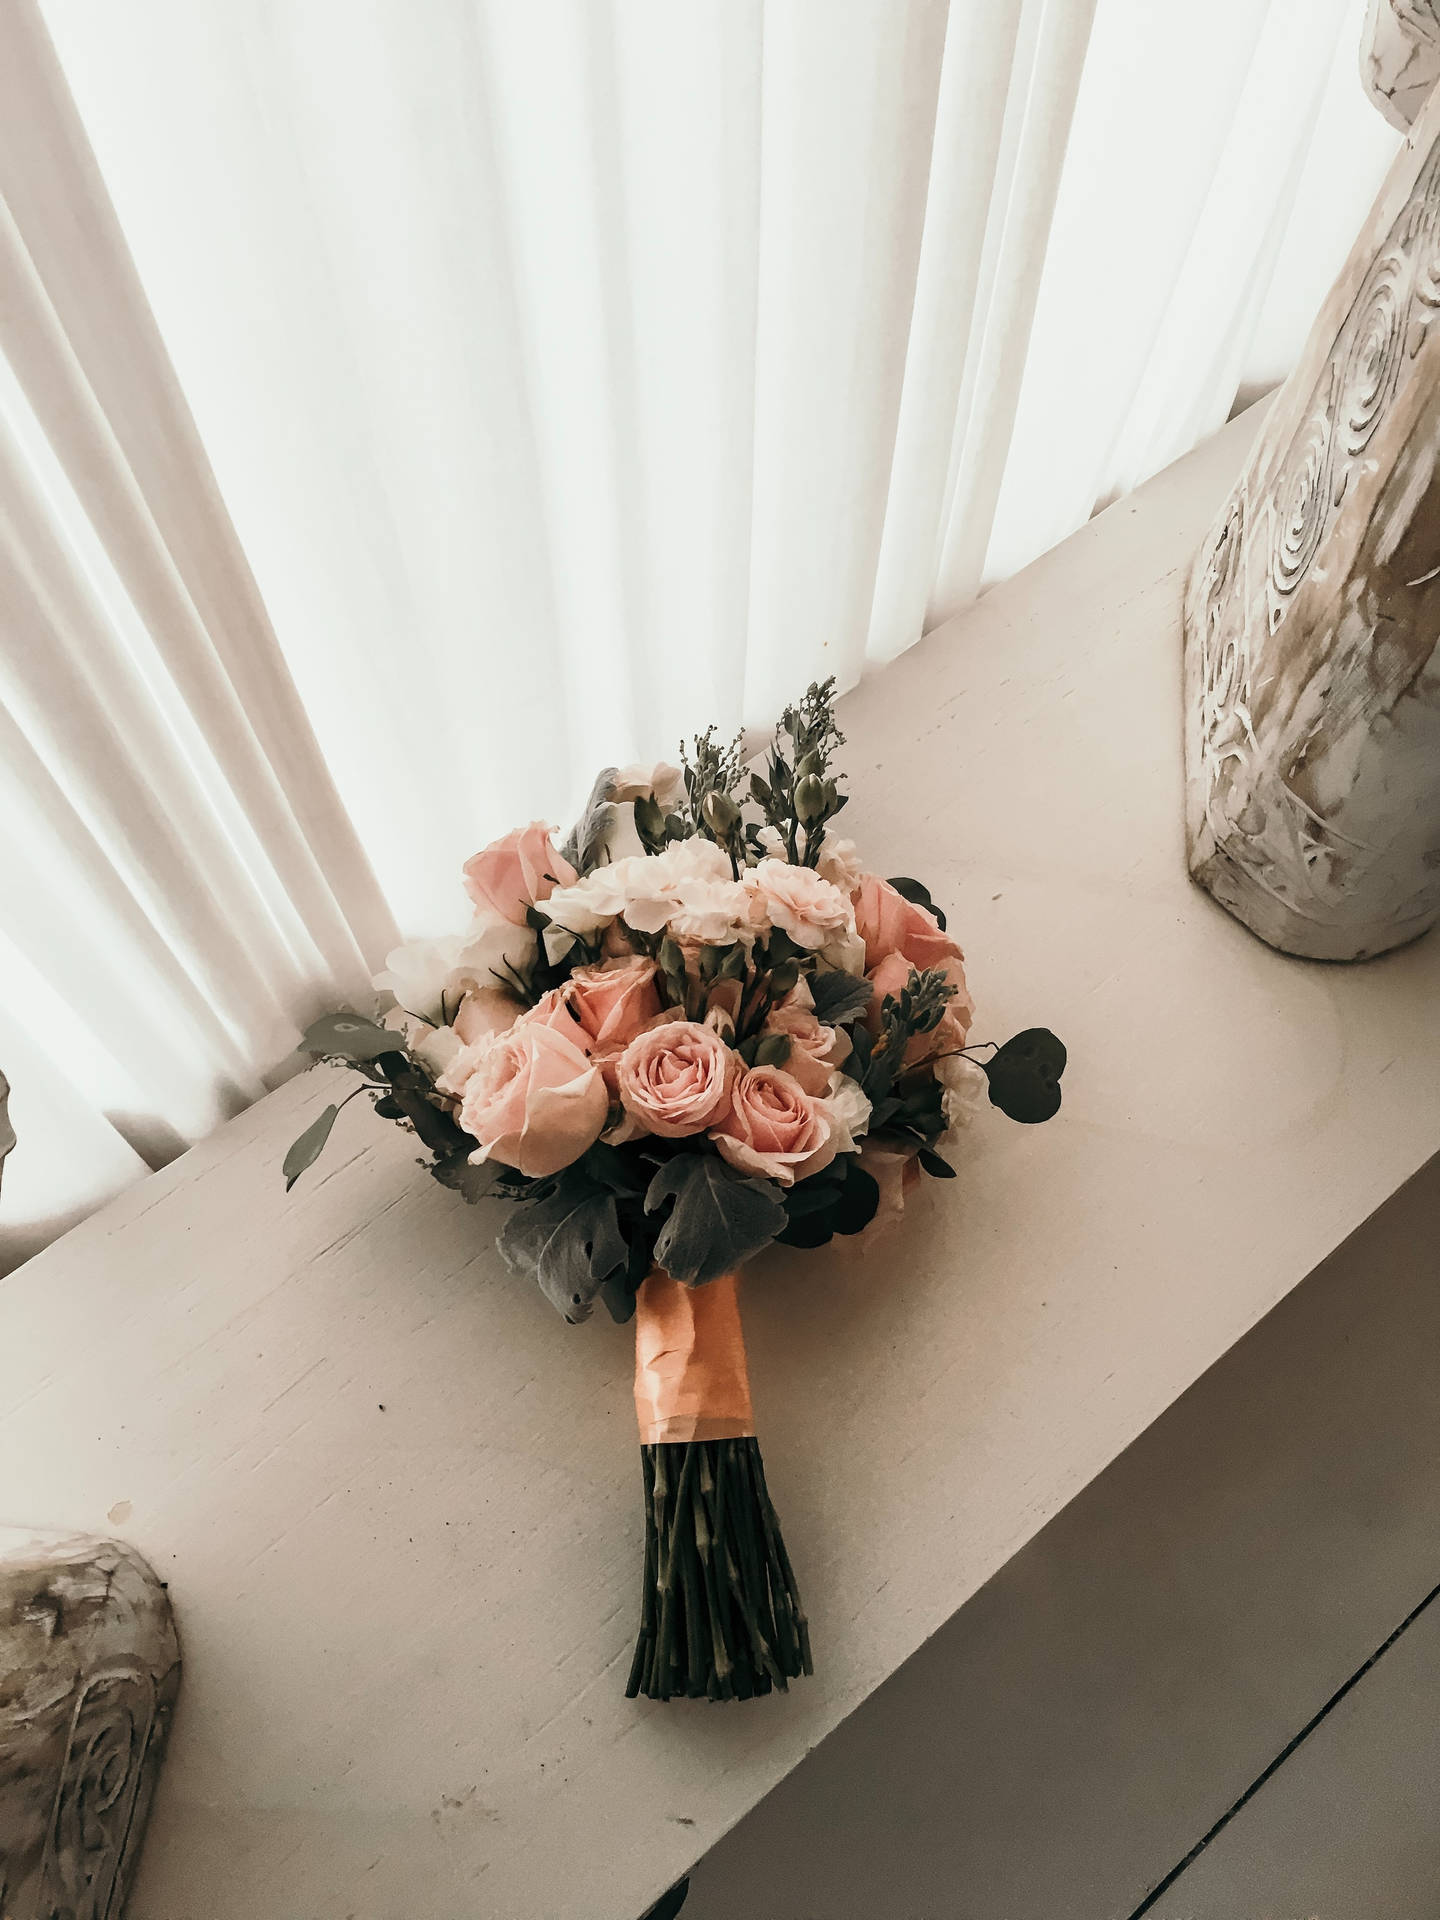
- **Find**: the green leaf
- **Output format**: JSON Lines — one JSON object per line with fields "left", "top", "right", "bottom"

{"left": 644, "top": 1154, "right": 787, "bottom": 1285}
{"left": 283, "top": 1104, "right": 339, "bottom": 1190}
{"left": 497, "top": 1177, "right": 629, "bottom": 1322}
{"left": 983, "top": 1027, "right": 1067, "bottom": 1125}
{"left": 776, "top": 1212, "right": 834, "bottom": 1249}
{"left": 887, "top": 875, "right": 947, "bottom": 932}
{"left": 382, "top": 1073, "right": 471, "bottom": 1157}
{"left": 808, "top": 971, "right": 874, "bottom": 1027}
{"left": 780, "top": 1156, "right": 879, "bottom": 1244}
{"left": 639, "top": 1879, "right": 691, "bottom": 1920}
{"left": 430, "top": 1150, "right": 504, "bottom": 1204}
{"left": 831, "top": 1160, "right": 881, "bottom": 1233}
{"left": 302, "top": 1012, "right": 404, "bottom": 1062}
{"left": 753, "top": 1031, "right": 791, "bottom": 1068}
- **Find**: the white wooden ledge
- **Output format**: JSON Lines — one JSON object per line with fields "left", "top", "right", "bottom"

{"left": 4, "top": 401, "right": 1439, "bottom": 1920}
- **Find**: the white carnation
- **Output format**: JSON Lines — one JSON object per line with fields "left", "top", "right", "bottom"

{"left": 823, "top": 1070, "right": 872, "bottom": 1151}
{"left": 666, "top": 876, "right": 753, "bottom": 945}
{"left": 935, "top": 1053, "right": 989, "bottom": 1134}
{"left": 815, "top": 836, "right": 864, "bottom": 894}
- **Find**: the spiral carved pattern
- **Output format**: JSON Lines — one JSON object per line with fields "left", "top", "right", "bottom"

{"left": 1184, "top": 110, "right": 1440, "bottom": 957}
{"left": 1260, "top": 136, "right": 1440, "bottom": 634}
{"left": 1268, "top": 375, "right": 1336, "bottom": 612}
{"left": 38, "top": 1669, "right": 156, "bottom": 1920}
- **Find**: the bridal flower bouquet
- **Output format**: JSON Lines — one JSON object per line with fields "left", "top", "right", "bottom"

{"left": 286, "top": 681, "right": 1065, "bottom": 1701}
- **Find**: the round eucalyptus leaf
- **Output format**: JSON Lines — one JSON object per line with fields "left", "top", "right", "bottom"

{"left": 983, "top": 1027, "right": 1067, "bottom": 1125}
{"left": 302, "top": 1012, "right": 403, "bottom": 1062}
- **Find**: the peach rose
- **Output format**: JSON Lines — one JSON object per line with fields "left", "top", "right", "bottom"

{"left": 448, "top": 1021, "right": 607, "bottom": 1177}
{"left": 565, "top": 957, "right": 662, "bottom": 1052}
{"left": 463, "top": 822, "right": 576, "bottom": 925}
{"left": 519, "top": 986, "right": 593, "bottom": 1045}
{"left": 745, "top": 858, "right": 855, "bottom": 950}
{"left": 615, "top": 1020, "right": 737, "bottom": 1138}
{"left": 710, "top": 1065, "right": 837, "bottom": 1186}
{"left": 851, "top": 874, "right": 958, "bottom": 973}
{"left": 760, "top": 1003, "right": 850, "bottom": 1096}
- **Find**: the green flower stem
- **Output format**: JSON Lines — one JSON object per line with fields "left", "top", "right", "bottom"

{"left": 626, "top": 1437, "right": 811, "bottom": 1703}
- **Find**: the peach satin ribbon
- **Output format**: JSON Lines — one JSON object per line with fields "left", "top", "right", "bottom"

{"left": 633, "top": 1268, "right": 755, "bottom": 1446}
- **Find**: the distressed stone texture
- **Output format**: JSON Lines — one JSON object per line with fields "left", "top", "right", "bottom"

{"left": 1363, "top": 0, "right": 1440, "bottom": 131}
{"left": 0, "top": 1530, "right": 178, "bottom": 1920}
{"left": 1184, "top": 78, "right": 1440, "bottom": 960}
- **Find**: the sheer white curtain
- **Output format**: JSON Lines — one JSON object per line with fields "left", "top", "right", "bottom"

{"left": 1, "top": 0, "right": 1400, "bottom": 1259}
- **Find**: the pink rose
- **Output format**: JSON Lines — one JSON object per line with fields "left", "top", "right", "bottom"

{"left": 710, "top": 1066, "right": 837, "bottom": 1186}
{"left": 450, "top": 1021, "right": 607, "bottom": 1177}
{"left": 760, "top": 1003, "right": 850, "bottom": 1096}
{"left": 453, "top": 986, "right": 524, "bottom": 1048}
{"left": 564, "top": 957, "right": 661, "bottom": 1052}
{"left": 615, "top": 1020, "right": 737, "bottom": 1138}
{"left": 463, "top": 822, "right": 577, "bottom": 925}
{"left": 744, "top": 858, "right": 855, "bottom": 950}
{"left": 851, "top": 873, "right": 959, "bottom": 973}
{"left": 519, "top": 986, "right": 593, "bottom": 1045}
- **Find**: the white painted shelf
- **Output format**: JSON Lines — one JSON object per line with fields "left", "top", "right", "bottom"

{"left": 2, "top": 402, "right": 1438, "bottom": 1920}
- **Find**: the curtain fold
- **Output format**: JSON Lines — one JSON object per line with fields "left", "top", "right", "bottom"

{"left": 0, "top": 1, "right": 397, "bottom": 1259}
{"left": 1, "top": 0, "right": 1400, "bottom": 1259}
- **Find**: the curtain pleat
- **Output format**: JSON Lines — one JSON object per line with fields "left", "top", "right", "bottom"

{"left": 0, "top": 2, "right": 397, "bottom": 1259}
{"left": 1, "top": 0, "right": 1400, "bottom": 1257}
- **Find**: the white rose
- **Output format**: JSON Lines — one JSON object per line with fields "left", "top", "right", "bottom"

{"left": 375, "top": 932, "right": 470, "bottom": 1023}
{"left": 450, "top": 914, "right": 538, "bottom": 998}
{"left": 611, "top": 761, "right": 686, "bottom": 809}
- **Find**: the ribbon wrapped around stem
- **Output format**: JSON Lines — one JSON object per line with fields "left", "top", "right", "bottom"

{"left": 626, "top": 1269, "right": 811, "bottom": 1702}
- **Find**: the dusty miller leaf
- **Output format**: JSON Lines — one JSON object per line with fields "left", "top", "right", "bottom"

{"left": 808, "top": 971, "right": 875, "bottom": 1027}
{"left": 497, "top": 1177, "right": 629, "bottom": 1322}
{"left": 644, "top": 1154, "right": 787, "bottom": 1285}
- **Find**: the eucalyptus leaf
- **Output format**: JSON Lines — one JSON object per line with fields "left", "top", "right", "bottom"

{"left": 302, "top": 1012, "right": 404, "bottom": 1062}
{"left": 497, "top": 1179, "right": 628, "bottom": 1321}
{"left": 808, "top": 971, "right": 875, "bottom": 1027}
{"left": 831, "top": 1160, "right": 881, "bottom": 1234}
{"left": 887, "top": 875, "right": 947, "bottom": 932}
{"left": 917, "top": 1146, "right": 956, "bottom": 1179}
{"left": 983, "top": 1027, "right": 1067, "bottom": 1125}
{"left": 645, "top": 1154, "right": 787, "bottom": 1285}
{"left": 775, "top": 1212, "right": 834, "bottom": 1250}
{"left": 283, "top": 1103, "right": 339, "bottom": 1190}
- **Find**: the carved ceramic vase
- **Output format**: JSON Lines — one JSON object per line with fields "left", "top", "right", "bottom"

{"left": 1184, "top": 59, "right": 1440, "bottom": 959}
